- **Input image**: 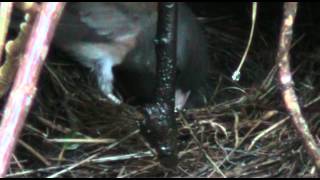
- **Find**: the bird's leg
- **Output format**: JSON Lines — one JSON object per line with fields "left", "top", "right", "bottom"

{"left": 175, "top": 89, "right": 191, "bottom": 111}
{"left": 96, "top": 57, "right": 123, "bottom": 105}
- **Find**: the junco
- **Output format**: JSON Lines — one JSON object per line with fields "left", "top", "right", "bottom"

{"left": 54, "top": 2, "right": 209, "bottom": 109}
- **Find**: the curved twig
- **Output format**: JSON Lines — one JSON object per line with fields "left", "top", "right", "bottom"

{"left": 276, "top": 2, "right": 320, "bottom": 171}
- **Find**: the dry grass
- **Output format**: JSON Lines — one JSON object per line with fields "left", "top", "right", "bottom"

{"left": 4, "top": 3, "right": 320, "bottom": 178}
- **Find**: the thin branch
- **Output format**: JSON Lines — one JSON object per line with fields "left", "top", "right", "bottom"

{"left": 248, "top": 116, "right": 289, "bottom": 150}
{"left": 276, "top": 2, "right": 320, "bottom": 171}
{"left": 46, "top": 154, "right": 98, "bottom": 178}
{"left": 232, "top": 2, "right": 258, "bottom": 81}
{"left": 18, "top": 139, "right": 51, "bottom": 166}
{"left": 0, "top": 2, "right": 66, "bottom": 177}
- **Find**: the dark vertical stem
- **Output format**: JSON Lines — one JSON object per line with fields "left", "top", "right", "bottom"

{"left": 155, "top": 2, "right": 177, "bottom": 107}
{"left": 139, "top": 2, "right": 178, "bottom": 168}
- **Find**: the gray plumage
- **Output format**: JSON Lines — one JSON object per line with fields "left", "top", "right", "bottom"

{"left": 53, "top": 2, "right": 209, "bottom": 108}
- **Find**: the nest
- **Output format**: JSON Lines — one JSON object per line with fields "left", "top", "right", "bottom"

{"left": 5, "top": 2, "right": 320, "bottom": 178}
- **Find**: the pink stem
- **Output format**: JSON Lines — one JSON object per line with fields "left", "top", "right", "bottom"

{"left": 0, "top": 2, "right": 65, "bottom": 177}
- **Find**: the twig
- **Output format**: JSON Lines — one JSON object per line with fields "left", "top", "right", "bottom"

{"left": 47, "top": 154, "right": 97, "bottom": 178}
{"left": 232, "top": 2, "right": 258, "bottom": 81}
{"left": 117, "top": 162, "right": 159, "bottom": 178}
{"left": 247, "top": 116, "right": 289, "bottom": 150}
{"left": 18, "top": 139, "right": 51, "bottom": 166}
{"left": 90, "top": 151, "right": 154, "bottom": 163}
{"left": 36, "top": 116, "right": 72, "bottom": 134}
{"left": 217, "top": 110, "right": 279, "bottom": 169}
{"left": 106, "top": 129, "right": 140, "bottom": 150}
{"left": 232, "top": 110, "right": 240, "bottom": 148}
{"left": 47, "top": 151, "right": 154, "bottom": 178}
{"left": 276, "top": 2, "right": 320, "bottom": 171}
{"left": 0, "top": 2, "right": 66, "bottom": 177}
{"left": 11, "top": 154, "right": 24, "bottom": 173}
{"left": 6, "top": 151, "right": 153, "bottom": 177}
{"left": 6, "top": 164, "right": 71, "bottom": 178}
{"left": 180, "top": 115, "right": 226, "bottom": 178}
{"left": 46, "top": 138, "right": 116, "bottom": 144}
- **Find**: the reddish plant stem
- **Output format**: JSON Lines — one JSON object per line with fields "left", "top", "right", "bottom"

{"left": 277, "top": 2, "right": 320, "bottom": 171}
{"left": 0, "top": 2, "right": 66, "bottom": 177}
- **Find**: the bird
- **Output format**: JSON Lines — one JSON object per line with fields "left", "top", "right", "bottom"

{"left": 53, "top": 2, "right": 209, "bottom": 109}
